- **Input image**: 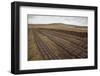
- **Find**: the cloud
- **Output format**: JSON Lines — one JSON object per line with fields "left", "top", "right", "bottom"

{"left": 28, "top": 14, "right": 88, "bottom": 26}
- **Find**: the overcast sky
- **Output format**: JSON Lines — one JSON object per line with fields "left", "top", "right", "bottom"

{"left": 28, "top": 15, "right": 88, "bottom": 26}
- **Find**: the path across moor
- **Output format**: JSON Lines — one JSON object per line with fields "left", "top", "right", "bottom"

{"left": 28, "top": 28, "right": 87, "bottom": 60}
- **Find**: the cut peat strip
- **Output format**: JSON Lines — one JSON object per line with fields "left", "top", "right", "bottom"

{"left": 37, "top": 31, "right": 74, "bottom": 59}
{"left": 40, "top": 30, "right": 87, "bottom": 58}
{"left": 28, "top": 29, "right": 44, "bottom": 60}
{"left": 37, "top": 32, "right": 62, "bottom": 59}
{"left": 40, "top": 30, "right": 87, "bottom": 51}
{"left": 40, "top": 29, "right": 87, "bottom": 42}
{"left": 52, "top": 30, "right": 87, "bottom": 49}
{"left": 33, "top": 30, "right": 59, "bottom": 60}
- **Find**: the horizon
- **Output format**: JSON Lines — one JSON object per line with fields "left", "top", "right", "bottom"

{"left": 28, "top": 23, "right": 88, "bottom": 27}
{"left": 28, "top": 15, "right": 88, "bottom": 26}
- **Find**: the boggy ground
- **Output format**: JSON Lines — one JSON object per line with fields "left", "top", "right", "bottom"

{"left": 28, "top": 23, "right": 88, "bottom": 61}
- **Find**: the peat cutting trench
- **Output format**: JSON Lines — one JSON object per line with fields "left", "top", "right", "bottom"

{"left": 28, "top": 28, "right": 88, "bottom": 61}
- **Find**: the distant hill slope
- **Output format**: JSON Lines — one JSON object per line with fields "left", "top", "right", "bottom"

{"left": 28, "top": 23, "right": 87, "bottom": 33}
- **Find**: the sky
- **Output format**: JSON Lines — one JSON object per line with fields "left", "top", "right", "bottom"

{"left": 28, "top": 14, "right": 88, "bottom": 26}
